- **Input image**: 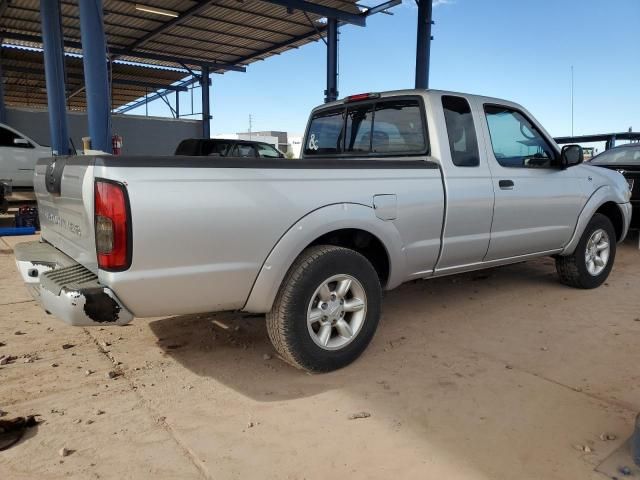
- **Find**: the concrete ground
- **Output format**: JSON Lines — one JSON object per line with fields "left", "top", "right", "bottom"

{"left": 1, "top": 234, "right": 639, "bottom": 480}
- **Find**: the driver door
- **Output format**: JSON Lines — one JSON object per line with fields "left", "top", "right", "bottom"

{"left": 481, "top": 104, "right": 588, "bottom": 261}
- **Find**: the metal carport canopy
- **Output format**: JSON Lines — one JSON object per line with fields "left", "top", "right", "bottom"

{"left": 0, "top": 0, "right": 409, "bottom": 153}
{"left": 0, "top": 0, "right": 399, "bottom": 111}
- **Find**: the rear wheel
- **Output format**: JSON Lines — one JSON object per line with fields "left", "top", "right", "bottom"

{"left": 266, "top": 245, "right": 381, "bottom": 373}
{"left": 556, "top": 213, "right": 616, "bottom": 289}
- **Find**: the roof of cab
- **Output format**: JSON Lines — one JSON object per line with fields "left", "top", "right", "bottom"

{"left": 313, "top": 88, "right": 524, "bottom": 114}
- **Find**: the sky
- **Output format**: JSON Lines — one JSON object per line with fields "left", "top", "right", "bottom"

{"left": 127, "top": 0, "right": 640, "bottom": 142}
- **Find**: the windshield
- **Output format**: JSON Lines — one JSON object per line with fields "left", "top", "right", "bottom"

{"left": 589, "top": 145, "right": 640, "bottom": 165}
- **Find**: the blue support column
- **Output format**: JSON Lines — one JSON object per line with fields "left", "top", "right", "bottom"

{"left": 415, "top": 0, "right": 433, "bottom": 89}
{"left": 200, "top": 66, "right": 211, "bottom": 138}
{"left": 0, "top": 59, "right": 6, "bottom": 124}
{"left": 40, "top": 0, "right": 70, "bottom": 155}
{"left": 79, "top": 0, "right": 111, "bottom": 153}
{"left": 325, "top": 18, "right": 338, "bottom": 103}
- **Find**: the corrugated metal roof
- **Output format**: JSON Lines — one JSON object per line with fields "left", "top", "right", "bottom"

{"left": 1, "top": 46, "right": 187, "bottom": 110}
{"left": 0, "top": 0, "right": 373, "bottom": 110}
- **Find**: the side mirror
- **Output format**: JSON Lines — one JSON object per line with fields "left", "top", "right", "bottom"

{"left": 13, "top": 138, "right": 30, "bottom": 146}
{"left": 560, "top": 144, "right": 583, "bottom": 168}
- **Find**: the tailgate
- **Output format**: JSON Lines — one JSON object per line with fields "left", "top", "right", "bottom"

{"left": 35, "top": 157, "right": 98, "bottom": 273}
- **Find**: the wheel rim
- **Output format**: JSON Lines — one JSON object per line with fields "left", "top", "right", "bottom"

{"left": 307, "top": 274, "right": 367, "bottom": 351}
{"left": 585, "top": 228, "right": 610, "bottom": 276}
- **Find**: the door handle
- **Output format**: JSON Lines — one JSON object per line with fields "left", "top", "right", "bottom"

{"left": 499, "top": 179, "right": 514, "bottom": 190}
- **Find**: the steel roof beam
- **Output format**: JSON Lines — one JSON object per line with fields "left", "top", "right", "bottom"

{"left": 363, "top": 0, "right": 401, "bottom": 16}
{"left": 193, "top": 5, "right": 310, "bottom": 29}
{"left": 234, "top": 25, "right": 326, "bottom": 64}
{"left": 116, "top": 76, "right": 196, "bottom": 114}
{"left": 260, "top": 0, "right": 366, "bottom": 26}
{"left": 0, "top": 31, "right": 246, "bottom": 72}
{"left": 121, "top": 0, "right": 213, "bottom": 54}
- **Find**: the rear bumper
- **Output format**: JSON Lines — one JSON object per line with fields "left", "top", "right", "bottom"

{"left": 14, "top": 241, "right": 133, "bottom": 326}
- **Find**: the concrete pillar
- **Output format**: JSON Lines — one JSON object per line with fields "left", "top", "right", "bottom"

{"left": 415, "top": 0, "right": 433, "bottom": 89}
{"left": 200, "top": 66, "right": 211, "bottom": 138}
{"left": 325, "top": 18, "right": 338, "bottom": 103}
{"left": 79, "top": 0, "right": 112, "bottom": 153}
{"left": 40, "top": 0, "right": 70, "bottom": 155}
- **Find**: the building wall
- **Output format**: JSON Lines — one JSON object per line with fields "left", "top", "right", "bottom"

{"left": 5, "top": 108, "right": 201, "bottom": 155}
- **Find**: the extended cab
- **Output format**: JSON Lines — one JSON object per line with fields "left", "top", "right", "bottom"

{"left": 0, "top": 123, "right": 51, "bottom": 188}
{"left": 14, "top": 90, "right": 632, "bottom": 372}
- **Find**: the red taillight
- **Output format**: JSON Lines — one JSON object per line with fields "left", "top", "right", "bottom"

{"left": 344, "top": 92, "right": 380, "bottom": 103}
{"left": 95, "top": 180, "right": 130, "bottom": 271}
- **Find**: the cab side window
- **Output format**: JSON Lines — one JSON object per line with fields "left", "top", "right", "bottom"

{"left": 442, "top": 96, "right": 479, "bottom": 167}
{"left": 0, "top": 127, "right": 32, "bottom": 149}
{"left": 484, "top": 105, "right": 556, "bottom": 168}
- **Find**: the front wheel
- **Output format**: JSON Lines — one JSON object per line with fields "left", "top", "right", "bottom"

{"left": 556, "top": 213, "right": 616, "bottom": 289}
{"left": 266, "top": 245, "right": 382, "bottom": 373}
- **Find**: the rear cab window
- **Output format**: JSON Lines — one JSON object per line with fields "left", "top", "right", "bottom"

{"left": 304, "top": 96, "right": 428, "bottom": 157}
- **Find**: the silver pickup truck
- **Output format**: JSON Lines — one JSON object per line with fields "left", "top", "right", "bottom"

{"left": 14, "top": 89, "right": 632, "bottom": 372}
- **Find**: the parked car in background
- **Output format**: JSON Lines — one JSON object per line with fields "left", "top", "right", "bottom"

{"left": 175, "top": 138, "right": 285, "bottom": 158}
{"left": 582, "top": 147, "right": 596, "bottom": 160}
{"left": 0, "top": 123, "right": 50, "bottom": 188}
{"left": 15, "top": 89, "right": 632, "bottom": 373}
{"left": 588, "top": 143, "right": 640, "bottom": 228}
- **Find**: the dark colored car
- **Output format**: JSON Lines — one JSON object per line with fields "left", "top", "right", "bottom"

{"left": 175, "top": 138, "right": 285, "bottom": 158}
{"left": 588, "top": 143, "right": 640, "bottom": 228}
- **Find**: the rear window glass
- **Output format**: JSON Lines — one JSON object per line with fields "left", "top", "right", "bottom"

{"left": 304, "top": 108, "right": 344, "bottom": 155}
{"left": 304, "top": 97, "right": 427, "bottom": 156}
{"left": 345, "top": 105, "right": 374, "bottom": 153}
{"left": 372, "top": 100, "right": 425, "bottom": 153}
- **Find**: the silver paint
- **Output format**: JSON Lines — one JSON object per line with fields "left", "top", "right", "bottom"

{"left": 20, "top": 89, "right": 632, "bottom": 323}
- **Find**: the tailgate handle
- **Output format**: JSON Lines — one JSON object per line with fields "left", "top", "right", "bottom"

{"left": 45, "top": 157, "right": 67, "bottom": 196}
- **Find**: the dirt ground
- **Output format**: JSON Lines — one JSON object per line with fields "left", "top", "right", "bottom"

{"left": 1, "top": 233, "right": 639, "bottom": 480}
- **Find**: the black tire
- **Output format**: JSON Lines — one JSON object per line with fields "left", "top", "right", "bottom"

{"left": 266, "top": 245, "right": 382, "bottom": 373}
{"left": 556, "top": 213, "right": 617, "bottom": 289}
